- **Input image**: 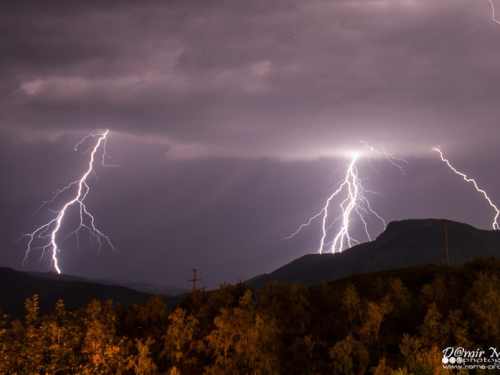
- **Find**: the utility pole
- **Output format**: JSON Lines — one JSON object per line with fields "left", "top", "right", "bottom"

{"left": 442, "top": 220, "right": 449, "bottom": 265}
{"left": 188, "top": 268, "right": 202, "bottom": 291}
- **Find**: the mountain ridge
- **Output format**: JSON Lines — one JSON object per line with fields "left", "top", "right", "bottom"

{"left": 247, "top": 218, "right": 500, "bottom": 288}
{"left": 26, "top": 271, "right": 188, "bottom": 296}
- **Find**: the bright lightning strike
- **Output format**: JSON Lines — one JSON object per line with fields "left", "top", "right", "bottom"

{"left": 487, "top": 0, "right": 500, "bottom": 25}
{"left": 287, "top": 144, "right": 406, "bottom": 254}
{"left": 317, "top": 154, "right": 385, "bottom": 253}
{"left": 434, "top": 148, "right": 500, "bottom": 230}
{"left": 22, "top": 130, "right": 116, "bottom": 274}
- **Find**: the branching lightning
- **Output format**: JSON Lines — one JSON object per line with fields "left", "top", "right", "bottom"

{"left": 286, "top": 143, "right": 407, "bottom": 254}
{"left": 434, "top": 148, "right": 500, "bottom": 230}
{"left": 22, "top": 130, "right": 116, "bottom": 273}
{"left": 361, "top": 141, "right": 409, "bottom": 175}
{"left": 318, "top": 154, "right": 385, "bottom": 253}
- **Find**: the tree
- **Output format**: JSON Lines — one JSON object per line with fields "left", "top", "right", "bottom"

{"left": 289, "top": 334, "right": 324, "bottom": 374}
{"left": 329, "top": 334, "right": 369, "bottom": 375}
{"left": 0, "top": 308, "right": 10, "bottom": 373}
{"left": 204, "top": 290, "right": 280, "bottom": 374}
{"left": 465, "top": 272, "right": 500, "bottom": 345}
{"left": 341, "top": 284, "right": 363, "bottom": 329}
{"left": 399, "top": 334, "right": 445, "bottom": 375}
{"left": 125, "top": 295, "right": 169, "bottom": 340}
{"left": 358, "top": 302, "right": 385, "bottom": 343}
{"left": 385, "top": 278, "right": 409, "bottom": 317}
{"left": 10, "top": 295, "right": 46, "bottom": 373}
{"left": 161, "top": 307, "right": 200, "bottom": 371}
{"left": 398, "top": 302, "right": 467, "bottom": 375}
{"left": 3, "top": 297, "right": 84, "bottom": 373}
{"left": 125, "top": 337, "right": 159, "bottom": 375}
{"left": 80, "top": 299, "right": 128, "bottom": 374}
{"left": 41, "top": 300, "right": 82, "bottom": 373}
{"left": 258, "top": 281, "right": 310, "bottom": 335}
{"left": 258, "top": 281, "right": 311, "bottom": 373}
{"left": 418, "top": 303, "right": 442, "bottom": 347}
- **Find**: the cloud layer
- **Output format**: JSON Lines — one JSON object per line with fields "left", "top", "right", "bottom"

{"left": 2, "top": 0, "right": 500, "bottom": 158}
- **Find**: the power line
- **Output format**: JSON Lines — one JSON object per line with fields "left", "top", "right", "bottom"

{"left": 188, "top": 268, "right": 202, "bottom": 291}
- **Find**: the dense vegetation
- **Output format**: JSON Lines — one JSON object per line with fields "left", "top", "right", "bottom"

{"left": 1, "top": 257, "right": 500, "bottom": 374}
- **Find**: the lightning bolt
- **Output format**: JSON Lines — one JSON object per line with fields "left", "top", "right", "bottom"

{"left": 287, "top": 143, "right": 405, "bottom": 254}
{"left": 434, "top": 148, "right": 500, "bottom": 230}
{"left": 22, "top": 130, "right": 116, "bottom": 274}
{"left": 361, "top": 141, "right": 409, "bottom": 175}
{"left": 488, "top": 0, "right": 500, "bottom": 25}
{"left": 317, "top": 154, "right": 385, "bottom": 253}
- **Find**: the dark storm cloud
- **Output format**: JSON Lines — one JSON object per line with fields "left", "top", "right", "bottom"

{"left": 2, "top": 0, "right": 500, "bottom": 287}
{"left": 2, "top": 0, "right": 500, "bottom": 158}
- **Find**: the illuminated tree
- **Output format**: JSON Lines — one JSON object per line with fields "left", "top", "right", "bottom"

{"left": 161, "top": 307, "right": 200, "bottom": 371}
{"left": 9, "top": 295, "right": 48, "bottom": 373}
{"left": 465, "top": 272, "right": 500, "bottom": 345}
{"left": 2, "top": 297, "right": 83, "bottom": 373}
{"left": 125, "top": 337, "right": 159, "bottom": 375}
{"left": 204, "top": 290, "right": 280, "bottom": 374}
{"left": 358, "top": 301, "right": 385, "bottom": 342}
{"left": 80, "top": 299, "right": 128, "bottom": 374}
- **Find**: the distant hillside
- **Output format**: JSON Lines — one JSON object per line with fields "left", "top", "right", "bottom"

{"left": 27, "top": 271, "right": 188, "bottom": 296}
{"left": 0, "top": 267, "right": 183, "bottom": 319}
{"left": 248, "top": 218, "right": 500, "bottom": 289}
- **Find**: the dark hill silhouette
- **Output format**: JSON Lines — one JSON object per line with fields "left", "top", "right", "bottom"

{"left": 0, "top": 267, "right": 182, "bottom": 319}
{"left": 26, "top": 271, "right": 188, "bottom": 296}
{"left": 247, "top": 218, "right": 500, "bottom": 289}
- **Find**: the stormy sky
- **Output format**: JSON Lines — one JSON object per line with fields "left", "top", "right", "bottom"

{"left": 1, "top": 0, "right": 500, "bottom": 289}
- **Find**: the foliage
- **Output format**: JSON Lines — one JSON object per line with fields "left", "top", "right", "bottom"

{"left": 1, "top": 257, "right": 500, "bottom": 373}
{"left": 161, "top": 307, "right": 200, "bottom": 372}
{"left": 204, "top": 289, "right": 280, "bottom": 374}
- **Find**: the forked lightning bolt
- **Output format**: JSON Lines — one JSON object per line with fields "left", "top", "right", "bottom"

{"left": 317, "top": 154, "right": 385, "bottom": 253}
{"left": 23, "top": 130, "right": 116, "bottom": 273}
{"left": 434, "top": 148, "right": 500, "bottom": 230}
{"left": 287, "top": 144, "right": 406, "bottom": 254}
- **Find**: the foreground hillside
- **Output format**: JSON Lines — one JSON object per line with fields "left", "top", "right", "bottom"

{"left": 1, "top": 257, "right": 500, "bottom": 374}
{"left": 0, "top": 267, "right": 182, "bottom": 319}
{"left": 249, "top": 218, "right": 500, "bottom": 288}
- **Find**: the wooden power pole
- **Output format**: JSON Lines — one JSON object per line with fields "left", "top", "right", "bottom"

{"left": 442, "top": 220, "right": 449, "bottom": 265}
{"left": 188, "top": 268, "right": 202, "bottom": 291}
